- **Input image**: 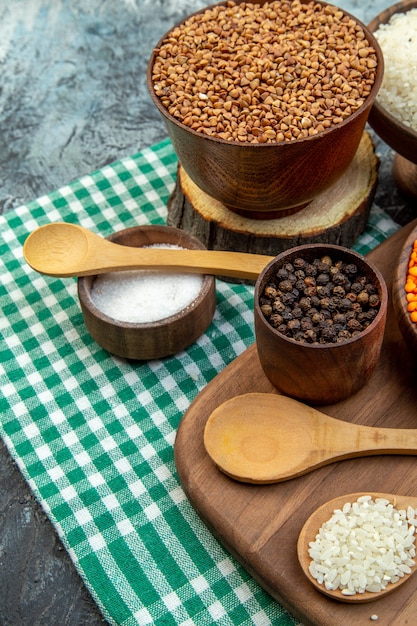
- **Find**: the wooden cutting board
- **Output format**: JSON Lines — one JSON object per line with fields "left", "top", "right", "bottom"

{"left": 175, "top": 219, "right": 417, "bottom": 626}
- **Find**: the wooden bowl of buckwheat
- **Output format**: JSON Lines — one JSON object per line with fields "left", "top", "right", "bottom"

{"left": 254, "top": 243, "right": 388, "bottom": 405}
{"left": 147, "top": 0, "right": 384, "bottom": 217}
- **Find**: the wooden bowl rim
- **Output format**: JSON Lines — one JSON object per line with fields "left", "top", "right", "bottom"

{"left": 147, "top": 0, "right": 384, "bottom": 148}
{"left": 77, "top": 225, "right": 216, "bottom": 330}
{"left": 368, "top": 0, "right": 417, "bottom": 142}
{"left": 392, "top": 223, "right": 417, "bottom": 346}
{"left": 254, "top": 243, "right": 388, "bottom": 350}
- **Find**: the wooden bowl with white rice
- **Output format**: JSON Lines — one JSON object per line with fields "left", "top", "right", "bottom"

{"left": 77, "top": 225, "right": 216, "bottom": 360}
{"left": 368, "top": 0, "right": 417, "bottom": 197}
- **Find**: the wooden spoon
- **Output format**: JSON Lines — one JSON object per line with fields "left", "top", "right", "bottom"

{"left": 23, "top": 222, "right": 274, "bottom": 279}
{"left": 203, "top": 393, "right": 417, "bottom": 483}
{"left": 297, "top": 492, "right": 417, "bottom": 603}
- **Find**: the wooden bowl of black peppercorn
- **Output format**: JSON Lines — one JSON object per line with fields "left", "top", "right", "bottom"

{"left": 254, "top": 244, "right": 388, "bottom": 405}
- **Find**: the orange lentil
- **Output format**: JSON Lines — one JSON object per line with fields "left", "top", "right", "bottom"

{"left": 405, "top": 239, "right": 417, "bottom": 326}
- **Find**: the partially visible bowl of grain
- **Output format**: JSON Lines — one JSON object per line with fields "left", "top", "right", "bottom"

{"left": 368, "top": 0, "right": 417, "bottom": 195}
{"left": 77, "top": 225, "right": 216, "bottom": 360}
{"left": 147, "top": 0, "right": 383, "bottom": 217}
{"left": 392, "top": 223, "right": 417, "bottom": 355}
{"left": 254, "top": 243, "right": 388, "bottom": 405}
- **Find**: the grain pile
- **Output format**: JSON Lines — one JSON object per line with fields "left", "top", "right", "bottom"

{"left": 308, "top": 495, "right": 417, "bottom": 596}
{"left": 151, "top": 0, "right": 378, "bottom": 143}
{"left": 374, "top": 8, "right": 417, "bottom": 131}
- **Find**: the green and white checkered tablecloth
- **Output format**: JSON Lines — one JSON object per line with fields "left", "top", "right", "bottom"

{"left": 0, "top": 138, "right": 400, "bottom": 626}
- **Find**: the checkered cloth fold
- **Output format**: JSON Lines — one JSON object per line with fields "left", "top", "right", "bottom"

{"left": 0, "top": 138, "right": 399, "bottom": 626}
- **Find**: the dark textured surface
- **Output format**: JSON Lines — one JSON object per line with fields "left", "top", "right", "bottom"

{"left": 0, "top": 0, "right": 415, "bottom": 623}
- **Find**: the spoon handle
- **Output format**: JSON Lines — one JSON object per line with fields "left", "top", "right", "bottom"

{"left": 95, "top": 243, "right": 275, "bottom": 280}
{"left": 338, "top": 422, "right": 417, "bottom": 455}
{"left": 23, "top": 223, "right": 275, "bottom": 279}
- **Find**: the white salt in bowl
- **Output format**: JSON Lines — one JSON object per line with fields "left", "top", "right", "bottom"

{"left": 77, "top": 225, "right": 216, "bottom": 360}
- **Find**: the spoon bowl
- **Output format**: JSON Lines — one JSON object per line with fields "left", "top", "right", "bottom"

{"left": 297, "top": 492, "right": 417, "bottom": 603}
{"left": 203, "top": 393, "right": 417, "bottom": 483}
{"left": 23, "top": 222, "right": 274, "bottom": 280}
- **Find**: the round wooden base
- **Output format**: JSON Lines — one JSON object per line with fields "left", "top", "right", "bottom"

{"left": 167, "top": 133, "right": 379, "bottom": 257}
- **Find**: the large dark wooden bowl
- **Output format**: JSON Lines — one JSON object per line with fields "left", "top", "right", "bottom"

{"left": 254, "top": 244, "right": 388, "bottom": 405}
{"left": 77, "top": 225, "right": 216, "bottom": 360}
{"left": 147, "top": 0, "right": 384, "bottom": 218}
{"left": 368, "top": 0, "right": 417, "bottom": 198}
{"left": 392, "top": 224, "right": 417, "bottom": 355}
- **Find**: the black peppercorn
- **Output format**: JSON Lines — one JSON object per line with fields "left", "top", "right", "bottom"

{"left": 300, "top": 316, "right": 314, "bottom": 331}
{"left": 293, "top": 258, "right": 306, "bottom": 269}
{"left": 316, "top": 273, "right": 330, "bottom": 286}
{"left": 305, "top": 264, "right": 318, "bottom": 277}
{"left": 279, "top": 279, "right": 293, "bottom": 292}
{"left": 269, "top": 313, "right": 283, "bottom": 328}
{"left": 369, "top": 294, "right": 381, "bottom": 308}
{"left": 332, "top": 285, "right": 346, "bottom": 298}
{"left": 303, "top": 329, "right": 317, "bottom": 343}
{"left": 260, "top": 304, "right": 272, "bottom": 316}
{"left": 264, "top": 284, "right": 278, "bottom": 298}
{"left": 260, "top": 254, "right": 381, "bottom": 344}
{"left": 272, "top": 299, "right": 286, "bottom": 313}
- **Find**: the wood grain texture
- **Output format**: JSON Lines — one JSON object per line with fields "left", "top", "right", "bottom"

{"left": 148, "top": 1, "right": 384, "bottom": 215}
{"left": 392, "top": 223, "right": 417, "bottom": 353}
{"left": 254, "top": 243, "right": 388, "bottom": 404}
{"left": 0, "top": 0, "right": 415, "bottom": 623}
{"left": 168, "top": 133, "right": 379, "bottom": 253}
{"left": 367, "top": 0, "right": 417, "bottom": 199}
{"left": 367, "top": 0, "right": 417, "bottom": 167}
{"left": 77, "top": 225, "right": 217, "bottom": 360}
{"left": 203, "top": 394, "right": 417, "bottom": 483}
{"left": 175, "top": 219, "right": 417, "bottom": 626}
{"left": 297, "top": 492, "right": 417, "bottom": 603}
{"left": 392, "top": 155, "right": 417, "bottom": 199}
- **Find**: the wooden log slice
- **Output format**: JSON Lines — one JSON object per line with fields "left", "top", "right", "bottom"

{"left": 167, "top": 132, "right": 379, "bottom": 258}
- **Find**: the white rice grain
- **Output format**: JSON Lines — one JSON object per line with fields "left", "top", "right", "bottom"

{"left": 374, "top": 8, "right": 417, "bottom": 130}
{"left": 308, "top": 496, "right": 417, "bottom": 595}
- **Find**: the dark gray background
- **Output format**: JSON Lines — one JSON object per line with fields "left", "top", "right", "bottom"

{"left": 0, "top": 1, "right": 414, "bottom": 623}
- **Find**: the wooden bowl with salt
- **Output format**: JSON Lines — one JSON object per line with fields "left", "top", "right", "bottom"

{"left": 254, "top": 243, "right": 388, "bottom": 405}
{"left": 147, "top": 0, "right": 384, "bottom": 218}
{"left": 368, "top": 0, "right": 417, "bottom": 198}
{"left": 77, "top": 225, "right": 216, "bottom": 360}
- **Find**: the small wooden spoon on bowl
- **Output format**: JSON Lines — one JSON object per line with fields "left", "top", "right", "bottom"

{"left": 297, "top": 492, "right": 417, "bottom": 603}
{"left": 23, "top": 222, "right": 273, "bottom": 280}
{"left": 203, "top": 393, "right": 417, "bottom": 483}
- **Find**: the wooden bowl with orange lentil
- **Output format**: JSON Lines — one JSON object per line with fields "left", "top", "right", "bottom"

{"left": 392, "top": 222, "right": 417, "bottom": 356}
{"left": 147, "top": 0, "right": 384, "bottom": 218}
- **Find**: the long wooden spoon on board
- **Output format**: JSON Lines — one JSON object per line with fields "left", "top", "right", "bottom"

{"left": 297, "top": 492, "right": 417, "bottom": 603}
{"left": 203, "top": 393, "right": 417, "bottom": 483}
{"left": 23, "top": 222, "right": 274, "bottom": 279}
